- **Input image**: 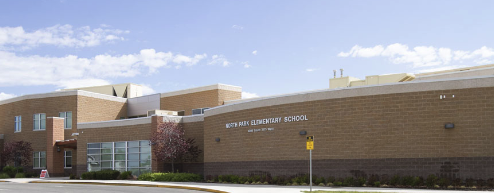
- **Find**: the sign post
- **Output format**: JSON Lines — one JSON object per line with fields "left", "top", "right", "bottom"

{"left": 306, "top": 136, "right": 314, "bottom": 192}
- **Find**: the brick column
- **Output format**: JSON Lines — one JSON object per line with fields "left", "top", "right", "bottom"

{"left": 46, "top": 117, "right": 65, "bottom": 177}
{"left": 0, "top": 134, "right": 4, "bottom": 167}
{"left": 151, "top": 116, "right": 164, "bottom": 173}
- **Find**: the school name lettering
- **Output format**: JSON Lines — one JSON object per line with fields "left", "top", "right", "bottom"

{"left": 225, "top": 115, "right": 308, "bottom": 129}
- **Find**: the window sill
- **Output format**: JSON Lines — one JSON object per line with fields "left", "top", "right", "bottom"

{"left": 33, "top": 130, "right": 46, "bottom": 131}
{"left": 64, "top": 167, "right": 72, "bottom": 169}
{"left": 64, "top": 128, "right": 72, "bottom": 129}
{"left": 33, "top": 167, "right": 46, "bottom": 169}
{"left": 14, "top": 131, "right": 21, "bottom": 133}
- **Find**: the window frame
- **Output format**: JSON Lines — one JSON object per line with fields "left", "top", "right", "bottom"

{"left": 33, "top": 113, "right": 46, "bottom": 131}
{"left": 59, "top": 111, "right": 73, "bottom": 129}
{"left": 14, "top": 115, "right": 21, "bottom": 133}
{"left": 33, "top": 151, "right": 46, "bottom": 169}
{"left": 64, "top": 150, "right": 72, "bottom": 168}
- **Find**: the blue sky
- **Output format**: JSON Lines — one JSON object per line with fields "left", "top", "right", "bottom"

{"left": 1, "top": 0, "right": 494, "bottom": 100}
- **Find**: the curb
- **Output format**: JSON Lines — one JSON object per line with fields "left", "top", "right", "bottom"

{"left": 29, "top": 181, "right": 229, "bottom": 193}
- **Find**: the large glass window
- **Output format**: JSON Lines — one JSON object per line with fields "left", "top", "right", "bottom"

{"left": 33, "top": 151, "right": 46, "bottom": 169}
{"left": 192, "top": 107, "right": 209, "bottom": 115}
{"left": 59, "top": 112, "right": 72, "bottom": 129}
{"left": 15, "top": 116, "right": 21, "bottom": 132}
{"left": 87, "top": 140, "right": 151, "bottom": 176}
{"left": 33, "top": 113, "right": 46, "bottom": 131}
{"left": 64, "top": 151, "right": 72, "bottom": 168}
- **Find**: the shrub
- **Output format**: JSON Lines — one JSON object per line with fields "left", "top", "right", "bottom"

{"left": 327, "top": 176, "right": 335, "bottom": 183}
{"left": 119, "top": 171, "right": 132, "bottom": 180}
{"left": 15, "top": 173, "right": 25, "bottom": 178}
{"left": 426, "top": 174, "right": 438, "bottom": 188}
{"left": 374, "top": 181, "right": 381, "bottom": 187}
{"left": 0, "top": 173, "right": 9, "bottom": 179}
{"left": 24, "top": 172, "right": 37, "bottom": 178}
{"left": 411, "top": 176, "right": 423, "bottom": 187}
{"left": 367, "top": 174, "right": 379, "bottom": 186}
{"left": 81, "top": 170, "right": 120, "bottom": 180}
{"left": 476, "top": 179, "right": 485, "bottom": 187}
{"left": 342, "top": 177, "right": 354, "bottom": 186}
{"left": 356, "top": 177, "right": 366, "bottom": 187}
{"left": 137, "top": 173, "right": 153, "bottom": 181}
{"left": 487, "top": 178, "right": 494, "bottom": 188}
{"left": 333, "top": 181, "right": 342, "bottom": 186}
{"left": 390, "top": 175, "right": 400, "bottom": 186}
{"left": 437, "top": 177, "right": 450, "bottom": 187}
{"left": 137, "top": 172, "right": 201, "bottom": 182}
{"left": 292, "top": 175, "right": 308, "bottom": 184}
{"left": 2, "top": 166, "right": 15, "bottom": 178}
{"left": 314, "top": 176, "right": 325, "bottom": 185}
{"left": 239, "top": 176, "right": 248, "bottom": 184}
{"left": 69, "top": 174, "right": 77, "bottom": 179}
{"left": 465, "top": 178, "right": 475, "bottom": 187}
{"left": 380, "top": 174, "right": 390, "bottom": 185}
{"left": 402, "top": 176, "right": 414, "bottom": 186}
{"left": 452, "top": 178, "right": 462, "bottom": 187}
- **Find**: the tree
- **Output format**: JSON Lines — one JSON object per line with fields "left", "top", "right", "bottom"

{"left": 2, "top": 141, "right": 33, "bottom": 167}
{"left": 150, "top": 122, "right": 201, "bottom": 172}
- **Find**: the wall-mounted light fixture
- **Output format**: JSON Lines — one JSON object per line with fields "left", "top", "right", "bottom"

{"left": 445, "top": 123, "right": 455, "bottom": 129}
{"left": 57, "top": 146, "right": 61, "bottom": 152}
{"left": 215, "top": 138, "right": 220, "bottom": 142}
{"left": 299, "top": 131, "right": 307, "bottom": 135}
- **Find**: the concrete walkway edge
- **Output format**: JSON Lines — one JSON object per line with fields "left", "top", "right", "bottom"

{"left": 29, "top": 181, "right": 229, "bottom": 193}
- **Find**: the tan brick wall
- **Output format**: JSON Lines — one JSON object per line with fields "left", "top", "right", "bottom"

{"left": 76, "top": 95, "right": 127, "bottom": 124}
{"left": 161, "top": 89, "right": 241, "bottom": 115}
{"left": 0, "top": 95, "right": 78, "bottom": 166}
{"left": 0, "top": 94, "right": 126, "bottom": 169}
{"left": 204, "top": 87, "right": 494, "bottom": 163}
{"left": 183, "top": 121, "right": 204, "bottom": 163}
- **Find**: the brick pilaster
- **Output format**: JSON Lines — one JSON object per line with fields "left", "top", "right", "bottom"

{"left": 46, "top": 117, "right": 65, "bottom": 177}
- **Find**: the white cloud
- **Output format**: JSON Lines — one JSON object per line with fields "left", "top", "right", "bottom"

{"left": 0, "top": 92, "right": 17, "bottom": 101}
{"left": 208, "top": 55, "right": 230, "bottom": 67}
{"left": 172, "top": 53, "right": 207, "bottom": 67}
{"left": 252, "top": 50, "right": 257, "bottom": 55}
{"left": 338, "top": 44, "right": 494, "bottom": 69}
{"left": 0, "top": 24, "right": 128, "bottom": 50}
{"left": 232, "top": 25, "right": 244, "bottom": 30}
{"left": 0, "top": 49, "right": 211, "bottom": 88}
{"left": 140, "top": 84, "right": 156, "bottom": 95}
{"left": 306, "top": 68, "right": 316, "bottom": 72}
{"left": 242, "top": 91, "right": 259, "bottom": 99}
{"left": 242, "top": 61, "right": 251, "bottom": 68}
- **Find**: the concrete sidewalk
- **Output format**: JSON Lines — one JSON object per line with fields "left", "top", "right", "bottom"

{"left": 0, "top": 178, "right": 489, "bottom": 193}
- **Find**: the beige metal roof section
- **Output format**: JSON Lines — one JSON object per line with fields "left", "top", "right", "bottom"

{"left": 414, "top": 64, "right": 494, "bottom": 81}
{"left": 329, "top": 73, "right": 415, "bottom": 89}
{"left": 61, "top": 83, "right": 142, "bottom": 98}
{"left": 415, "top": 64, "right": 494, "bottom": 77}
{"left": 160, "top": 83, "right": 242, "bottom": 98}
{"left": 0, "top": 90, "right": 127, "bottom": 106}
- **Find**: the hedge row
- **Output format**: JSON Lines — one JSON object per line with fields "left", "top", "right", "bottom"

{"left": 205, "top": 174, "right": 494, "bottom": 189}
{"left": 137, "top": 172, "right": 202, "bottom": 182}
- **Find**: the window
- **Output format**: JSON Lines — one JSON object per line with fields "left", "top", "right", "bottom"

{"left": 192, "top": 107, "right": 209, "bottom": 115}
{"left": 15, "top": 116, "right": 21, "bottom": 132}
{"left": 64, "top": 151, "right": 72, "bottom": 168}
{"left": 33, "top": 113, "right": 46, "bottom": 131}
{"left": 87, "top": 140, "right": 151, "bottom": 176}
{"left": 33, "top": 151, "right": 46, "bottom": 169}
{"left": 59, "top": 112, "right": 72, "bottom": 129}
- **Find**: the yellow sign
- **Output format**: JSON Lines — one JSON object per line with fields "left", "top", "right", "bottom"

{"left": 306, "top": 136, "right": 314, "bottom": 150}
